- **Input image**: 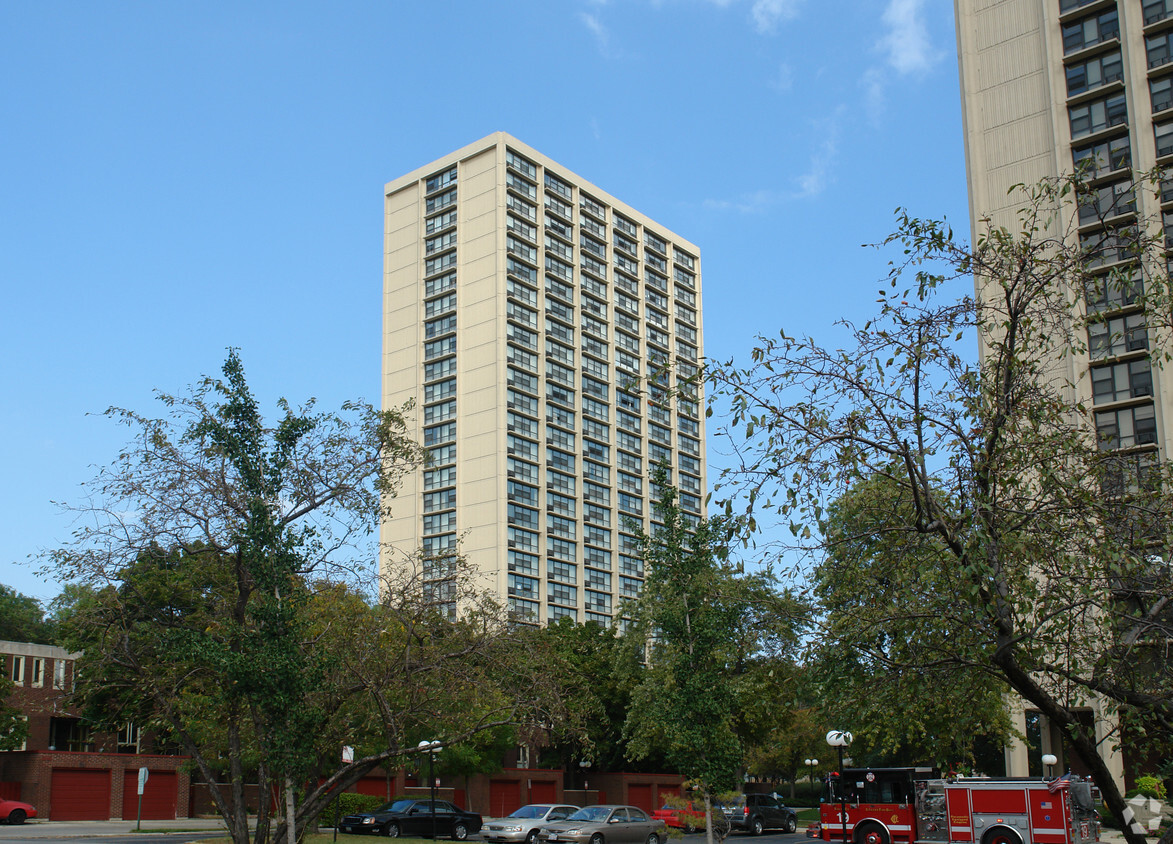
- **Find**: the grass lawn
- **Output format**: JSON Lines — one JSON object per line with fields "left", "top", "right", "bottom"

{"left": 795, "top": 808, "right": 820, "bottom": 823}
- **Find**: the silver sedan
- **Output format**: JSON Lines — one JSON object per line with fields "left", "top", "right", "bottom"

{"left": 537, "top": 805, "right": 667, "bottom": 844}
{"left": 483, "top": 805, "right": 581, "bottom": 844}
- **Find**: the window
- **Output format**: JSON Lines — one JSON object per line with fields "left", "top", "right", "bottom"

{"left": 581, "top": 253, "right": 607, "bottom": 279}
{"left": 426, "top": 209, "right": 457, "bottom": 235}
{"left": 507, "top": 172, "right": 537, "bottom": 200}
{"left": 546, "top": 276, "right": 574, "bottom": 305}
{"left": 1083, "top": 314, "right": 1149, "bottom": 358}
{"left": 509, "top": 412, "right": 538, "bottom": 438}
{"left": 1096, "top": 404, "right": 1157, "bottom": 450}
{"left": 583, "top": 335, "right": 609, "bottom": 361}
{"left": 425, "top": 336, "right": 456, "bottom": 360}
{"left": 509, "top": 549, "right": 539, "bottom": 576}
{"left": 619, "top": 472, "right": 643, "bottom": 495}
{"left": 548, "top": 469, "right": 576, "bottom": 495}
{"left": 617, "top": 410, "right": 641, "bottom": 434}
{"left": 547, "top": 383, "right": 574, "bottom": 408}
{"left": 583, "top": 376, "right": 608, "bottom": 400}
{"left": 508, "top": 434, "right": 538, "bottom": 461}
{"left": 424, "top": 466, "right": 456, "bottom": 490}
{"left": 507, "top": 192, "right": 537, "bottom": 222}
{"left": 1154, "top": 75, "right": 1173, "bottom": 115}
{"left": 1077, "top": 180, "right": 1135, "bottom": 224}
{"left": 548, "top": 491, "right": 577, "bottom": 517}
{"left": 53, "top": 659, "right": 66, "bottom": 690}
{"left": 424, "top": 489, "right": 456, "bottom": 512}
{"left": 584, "top": 503, "right": 612, "bottom": 527}
{"left": 423, "top": 401, "right": 455, "bottom": 425}
{"left": 426, "top": 166, "right": 457, "bottom": 194}
{"left": 10, "top": 656, "right": 24, "bottom": 685}
{"left": 1062, "top": 8, "right": 1118, "bottom": 54}
{"left": 1066, "top": 50, "right": 1122, "bottom": 96}
{"left": 1157, "top": 121, "right": 1173, "bottom": 158}
{"left": 546, "top": 192, "right": 573, "bottom": 220}
{"left": 585, "top": 590, "right": 612, "bottom": 613}
{"left": 584, "top": 439, "right": 610, "bottom": 462}
{"left": 508, "top": 322, "right": 537, "bottom": 351}
{"left": 508, "top": 457, "right": 539, "bottom": 484}
{"left": 619, "top": 492, "right": 643, "bottom": 515}
{"left": 425, "top": 356, "right": 456, "bottom": 382}
{"left": 583, "top": 397, "right": 610, "bottom": 423}
{"left": 1085, "top": 271, "right": 1142, "bottom": 313}
{"left": 509, "top": 527, "right": 539, "bottom": 552}
{"left": 581, "top": 193, "right": 606, "bottom": 220}
{"left": 614, "top": 231, "right": 638, "bottom": 255}
{"left": 424, "top": 512, "right": 457, "bottom": 534}
{"left": 545, "top": 172, "right": 573, "bottom": 200}
{"left": 585, "top": 544, "right": 612, "bottom": 566}
{"left": 508, "top": 479, "right": 538, "bottom": 506}
{"left": 548, "top": 448, "right": 576, "bottom": 473}
{"left": 1091, "top": 359, "right": 1153, "bottom": 404}
{"left": 1073, "top": 135, "right": 1131, "bottom": 178}
{"left": 548, "top": 536, "right": 577, "bottom": 562}
{"left": 584, "top": 480, "right": 611, "bottom": 504}
{"left": 509, "top": 389, "right": 538, "bottom": 417}
{"left": 1148, "top": 30, "right": 1173, "bottom": 71}
{"left": 429, "top": 443, "right": 455, "bottom": 465}
{"left": 424, "top": 378, "right": 456, "bottom": 403}
{"left": 1069, "top": 92, "right": 1127, "bottom": 139}
{"left": 426, "top": 188, "right": 457, "bottom": 213}
{"left": 425, "top": 314, "right": 456, "bottom": 339}
{"left": 509, "top": 574, "right": 540, "bottom": 600}
{"left": 1146, "top": 0, "right": 1173, "bottom": 24}
{"left": 584, "top": 460, "right": 610, "bottom": 483}
{"left": 547, "top": 425, "right": 575, "bottom": 451}
{"left": 548, "top": 582, "right": 578, "bottom": 606}
{"left": 547, "top": 404, "right": 576, "bottom": 430}
{"left": 508, "top": 503, "right": 539, "bottom": 529}
{"left": 425, "top": 422, "right": 456, "bottom": 446}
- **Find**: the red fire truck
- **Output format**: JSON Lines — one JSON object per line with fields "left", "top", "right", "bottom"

{"left": 815, "top": 767, "right": 1099, "bottom": 844}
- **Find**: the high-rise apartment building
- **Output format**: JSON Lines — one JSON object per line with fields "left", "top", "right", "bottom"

{"left": 381, "top": 133, "right": 704, "bottom": 626}
{"left": 954, "top": 0, "right": 1173, "bottom": 788}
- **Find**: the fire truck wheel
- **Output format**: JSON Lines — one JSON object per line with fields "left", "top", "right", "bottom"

{"left": 982, "top": 829, "right": 1022, "bottom": 844}
{"left": 855, "top": 823, "right": 890, "bottom": 844}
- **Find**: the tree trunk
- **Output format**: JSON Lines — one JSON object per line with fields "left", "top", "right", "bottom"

{"left": 704, "top": 794, "right": 714, "bottom": 844}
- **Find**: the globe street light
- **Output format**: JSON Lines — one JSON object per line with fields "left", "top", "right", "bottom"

{"left": 579, "top": 759, "right": 592, "bottom": 791}
{"left": 826, "top": 731, "right": 853, "bottom": 844}
{"left": 418, "top": 740, "right": 442, "bottom": 839}
{"left": 804, "top": 758, "right": 819, "bottom": 796}
{"left": 1042, "top": 753, "right": 1058, "bottom": 781}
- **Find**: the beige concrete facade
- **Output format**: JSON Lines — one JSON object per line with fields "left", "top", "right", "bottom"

{"left": 381, "top": 132, "right": 704, "bottom": 626}
{"left": 953, "top": 0, "right": 1173, "bottom": 790}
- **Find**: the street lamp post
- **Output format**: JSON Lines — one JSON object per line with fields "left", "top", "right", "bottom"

{"left": 418, "top": 740, "right": 442, "bottom": 840}
{"left": 826, "top": 731, "right": 853, "bottom": 844}
{"left": 579, "top": 759, "right": 592, "bottom": 791}
{"left": 804, "top": 758, "right": 819, "bottom": 796}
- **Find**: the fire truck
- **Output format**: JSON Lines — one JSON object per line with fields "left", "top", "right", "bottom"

{"left": 815, "top": 767, "right": 1099, "bottom": 844}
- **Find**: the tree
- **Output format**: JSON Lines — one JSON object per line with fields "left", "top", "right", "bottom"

{"left": 48, "top": 352, "right": 554, "bottom": 844}
{"left": 708, "top": 176, "right": 1173, "bottom": 844}
{"left": 624, "top": 475, "right": 773, "bottom": 844}
{"left": 0, "top": 585, "right": 53, "bottom": 644}
{"left": 810, "top": 474, "right": 1013, "bottom": 769}
{"left": 0, "top": 674, "right": 27, "bottom": 751}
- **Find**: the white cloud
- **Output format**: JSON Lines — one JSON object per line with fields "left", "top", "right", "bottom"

{"left": 579, "top": 12, "right": 612, "bottom": 54}
{"left": 877, "top": 0, "right": 939, "bottom": 74}
{"left": 771, "top": 62, "right": 793, "bottom": 92}
{"left": 750, "top": 0, "right": 802, "bottom": 33}
{"left": 792, "top": 110, "right": 842, "bottom": 198}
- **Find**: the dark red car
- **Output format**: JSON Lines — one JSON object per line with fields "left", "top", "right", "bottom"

{"left": 652, "top": 803, "right": 706, "bottom": 833}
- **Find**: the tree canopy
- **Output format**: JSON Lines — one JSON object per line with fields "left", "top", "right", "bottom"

{"left": 709, "top": 176, "right": 1173, "bottom": 844}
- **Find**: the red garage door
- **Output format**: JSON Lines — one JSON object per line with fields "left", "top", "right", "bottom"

{"left": 627, "top": 784, "right": 653, "bottom": 813}
{"left": 489, "top": 780, "right": 521, "bottom": 817}
{"left": 50, "top": 769, "right": 111, "bottom": 820}
{"left": 121, "top": 770, "right": 177, "bottom": 820}
{"left": 530, "top": 781, "right": 556, "bottom": 803}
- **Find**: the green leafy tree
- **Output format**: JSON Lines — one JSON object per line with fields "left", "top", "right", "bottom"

{"left": 810, "top": 474, "right": 1013, "bottom": 769}
{"left": 0, "top": 674, "right": 28, "bottom": 751}
{"left": 0, "top": 585, "right": 53, "bottom": 644}
{"left": 624, "top": 475, "right": 770, "bottom": 844}
{"left": 708, "top": 176, "right": 1173, "bottom": 844}
{"left": 48, "top": 352, "right": 555, "bottom": 844}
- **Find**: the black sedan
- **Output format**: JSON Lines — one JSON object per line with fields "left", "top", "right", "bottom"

{"left": 338, "top": 798, "right": 483, "bottom": 839}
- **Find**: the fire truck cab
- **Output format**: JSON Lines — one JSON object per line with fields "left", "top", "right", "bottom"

{"left": 818, "top": 768, "right": 1099, "bottom": 844}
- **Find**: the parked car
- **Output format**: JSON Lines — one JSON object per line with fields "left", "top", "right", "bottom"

{"left": 483, "top": 804, "right": 581, "bottom": 844}
{"left": 0, "top": 799, "right": 36, "bottom": 824}
{"left": 338, "top": 798, "right": 482, "bottom": 839}
{"left": 537, "top": 804, "right": 667, "bottom": 844}
{"left": 652, "top": 803, "right": 705, "bottom": 833}
{"left": 722, "top": 794, "right": 797, "bottom": 835}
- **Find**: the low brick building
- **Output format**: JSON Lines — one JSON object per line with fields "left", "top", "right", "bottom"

{"left": 0, "top": 640, "right": 191, "bottom": 820}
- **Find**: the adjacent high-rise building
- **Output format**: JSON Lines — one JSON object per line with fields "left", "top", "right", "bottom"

{"left": 381, "top": 132, "right": 705, "bottom": 626}
{"left": 954, "top": 0, "right": 1173, "bottom": 788}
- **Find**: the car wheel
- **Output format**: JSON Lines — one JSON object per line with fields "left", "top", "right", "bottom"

{"left": 785, "top": 817, "right": 797, "bottom": 834}
{"left": 453, "top": 823, "right": 470, "bottom": 841}
{"left": 527, "top": 831, "right": 540, "bottom": 844}
{"left": 683, "top": 825, "right": 696, "bottom": 835}
{"left": 8, "top": 810, "right": 26, "bottom": 825}
{"left": 751, "top": 818, "right": 764, "bottom": 836}
{"left": 385, "top": 822, "right": 400, "bottom": 838}
{"left": 646, "top": 835, "right": 660, "bottom": 844}
{"left": 590, "top": 834, "right": 605, "bottom": 844}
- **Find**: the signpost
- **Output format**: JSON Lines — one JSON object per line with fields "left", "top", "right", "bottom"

{"left": 136, "top": 767, "right": 149, "bottom": 831}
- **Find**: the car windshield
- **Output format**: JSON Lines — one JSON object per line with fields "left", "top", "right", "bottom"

{"left": 510, "top": 806, "right": 552, "bottom": 819}
{"left": 568, "top": 807, "right": 611, "bottom": 822}
{"left": 374, "top": 800, "right": 417, "bottom": 813}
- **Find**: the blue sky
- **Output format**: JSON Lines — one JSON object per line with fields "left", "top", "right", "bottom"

{"left": 0, "top": 0, "right": 968, "bottom": 603}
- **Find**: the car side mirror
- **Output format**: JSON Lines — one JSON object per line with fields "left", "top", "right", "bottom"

{"left": 610, "top": 817, "right": 621, "bottom": 824}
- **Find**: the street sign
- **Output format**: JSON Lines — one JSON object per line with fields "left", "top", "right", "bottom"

{"left": 137, "top": 767, "right": 149, "bottom": 795}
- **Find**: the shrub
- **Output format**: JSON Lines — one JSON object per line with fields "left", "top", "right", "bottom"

{"left": 1133, "top": 775, "right": 1167, "bottom": 801}
{"left": 320, "top": 793, "right": 393, "bottom": 827}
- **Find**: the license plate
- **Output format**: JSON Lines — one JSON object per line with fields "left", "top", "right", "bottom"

{"left": 548, "top": 835, "right": 559, "bottom": 840}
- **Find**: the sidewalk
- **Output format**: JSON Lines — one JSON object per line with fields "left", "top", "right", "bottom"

{"left": 0, "top": 818, "right": 226, "bottom": 838}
